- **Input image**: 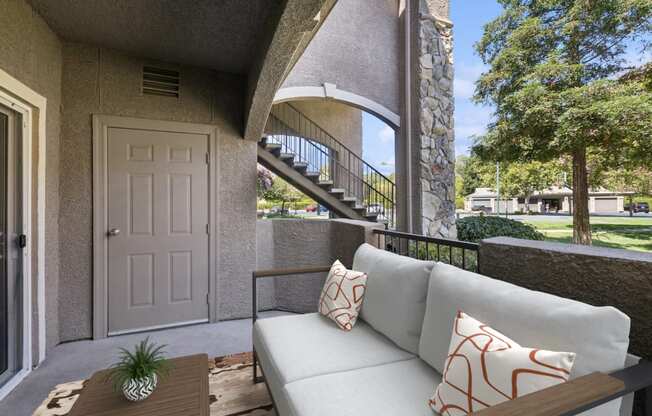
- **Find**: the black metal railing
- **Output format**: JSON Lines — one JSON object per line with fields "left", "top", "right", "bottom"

{"left": 265, "top": 103, "right": 396, "bottom": 228}
{"left": 373, "top": 229, "right": 480, "bottom": 272}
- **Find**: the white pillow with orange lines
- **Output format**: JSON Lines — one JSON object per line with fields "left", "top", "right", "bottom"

{"left": 429, "top": 311, "right": 576, "bottom": 415}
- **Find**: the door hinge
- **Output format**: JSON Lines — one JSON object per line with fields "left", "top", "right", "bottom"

{"left": 18, "top": 234, "right": 27, "bottom": 249}
{"left": 205, "top": 152, "right": 210, "bottom": 164}
{"left": 206, "top": 293, "right": 210, "bottom": 305}
{"left": 206, "top": 224, "right": 210, "bottom": 234}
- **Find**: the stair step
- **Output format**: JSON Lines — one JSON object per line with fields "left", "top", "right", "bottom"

{"left": 304, "top": 171, "right": 320, "bottom": 181}
{"left": 341, "top": 196, "right": 358, "bottom": 203}
{"left": 279, "top": 153, "right": 295, "bottom": 165}
{"left": 317, "top": 180, "right": 334, "bottom": 188}
{"left": 365, "top": 213, "right": 379, "bottom": 221}
{"left": 352, "top": 206, "right": 367, "bottom": 213}
{"left": 329, "top": 188, "right": 345, "bottom": 195}
{"left": 293, "top": 162, "right": 308, "bottom": 171}
{"left": 265, "top": 143, "right": 282, "bottom": 154}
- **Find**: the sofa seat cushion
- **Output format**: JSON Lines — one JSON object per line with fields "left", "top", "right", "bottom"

{"left": 353, "top": 243, "right": 436, "bottom": 354}
{"left": 253, "top": 313, "right": 414, "bottom": 397}
{"left": 285, "top": 358, "right": 440, "bottom": 416}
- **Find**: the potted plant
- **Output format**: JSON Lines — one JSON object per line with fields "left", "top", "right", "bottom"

{"left": 106, "top": 337, "right": 171, "bottom": 402}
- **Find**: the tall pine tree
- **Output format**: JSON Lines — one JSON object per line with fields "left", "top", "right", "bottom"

{"left": 473, "top": 0, "right": 652, "bottom": 244}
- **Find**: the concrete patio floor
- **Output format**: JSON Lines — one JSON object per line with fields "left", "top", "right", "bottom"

{"left": 0, "top": 316, "right": 271, "bottom": 416}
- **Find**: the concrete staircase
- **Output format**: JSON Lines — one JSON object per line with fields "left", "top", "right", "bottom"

{"left": 259, "top": 104, "right": 395, "bottom": 227}
{"left": 258, "top": 137, "right": 380, "bottom": 222}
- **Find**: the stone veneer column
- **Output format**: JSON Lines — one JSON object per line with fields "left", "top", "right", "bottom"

{"left": 415, "top": 0, "right": 456, "bottom": 238}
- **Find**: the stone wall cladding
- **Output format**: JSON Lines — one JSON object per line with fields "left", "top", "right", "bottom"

{"left": 417, "top": 2, "right": 456, "bottom": 238}
{"left": 479, "top": 237, "right": 652, "bottom": 360}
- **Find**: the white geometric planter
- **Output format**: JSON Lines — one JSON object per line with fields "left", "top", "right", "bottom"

{"left": 121, "top": 374, "right": 158, "bottom": 402}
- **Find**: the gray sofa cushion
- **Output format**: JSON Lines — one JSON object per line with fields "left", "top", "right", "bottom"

{"left": 353, "top": 243, "right": 436, "bottom": 354}
{"left": 253, "top": 313, "right": 415, "bottom": 414}
{"left": 285, "top": 358, "right": 440, "bottom": 416}
{"left": 419, "top": 262, "right": 631, "bottom": 416}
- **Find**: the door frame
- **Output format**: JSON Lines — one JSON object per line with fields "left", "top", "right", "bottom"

{"left": 0, "top": 92, "right": 33, "bottom": 400}
{"left": 92, "top": 115, "right": 218, "bottom": 339}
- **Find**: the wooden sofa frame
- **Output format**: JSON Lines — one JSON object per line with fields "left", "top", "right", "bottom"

{"left": 251, "top": 266, "right": 652, "bottom": 416}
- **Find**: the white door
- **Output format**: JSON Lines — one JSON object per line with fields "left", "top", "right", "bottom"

{"left": 595, "top": 198, "right": 618, "bottom": 213}
{"left": 107, "top": 127, "right": 209, "bottom": 335}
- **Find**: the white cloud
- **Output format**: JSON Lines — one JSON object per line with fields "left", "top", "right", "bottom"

{"left": 454, "top": 78, "right": 476, "bottom": 100}
{"left": 456, "top": 124, "right": 486, "bottom": 139}
{"left": 378, "top": 125, "right": 395, "bottom": 143}
{"left": 454, "top": 62, "right": 487, "bottom": 100}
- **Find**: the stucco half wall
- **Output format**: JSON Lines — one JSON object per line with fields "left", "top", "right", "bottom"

{"left": 59, "top": 43, "right": 257, "bottom": 342}
{"left": 479, "top": 237, "right": 652, "bottom": 360}
{"left": 256, "top": 219, "right": 383, "bottom": 313}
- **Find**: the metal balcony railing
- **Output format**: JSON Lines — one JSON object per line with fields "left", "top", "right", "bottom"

{"left": 265, "top": 103, "right": 396, "bottom": 227}
{"left": 372, "top": 229, "right": 480, "bottom": 272}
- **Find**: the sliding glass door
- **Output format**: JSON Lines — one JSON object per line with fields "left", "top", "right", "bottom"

{"left": 0, "top": 106, "right": 22, "bottom": 388}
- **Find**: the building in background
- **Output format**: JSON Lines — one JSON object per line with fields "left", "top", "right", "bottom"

{"left": 465, "top": 186, "right": 633, "bottom": 214}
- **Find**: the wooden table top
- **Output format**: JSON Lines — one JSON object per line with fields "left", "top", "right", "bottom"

{"left": 68, "top": 353, "right": 209, "bottom": 416}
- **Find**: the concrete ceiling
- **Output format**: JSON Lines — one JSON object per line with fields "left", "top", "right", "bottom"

{"left": 27, "top": 0, "right": 280, "bottom": 74}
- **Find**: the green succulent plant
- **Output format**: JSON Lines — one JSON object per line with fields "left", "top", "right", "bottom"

{"left": 106, "top": 337, "right": 171, "bottom": 390}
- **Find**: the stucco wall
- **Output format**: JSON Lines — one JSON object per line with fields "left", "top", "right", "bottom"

{"left": 282, "top": 0, "right": 400, "bottom": 116}
{"left": 479, "top": 237, "right": 652, "bottom": 360}
{"left": 256, "top": 219, "right": 382, "bottom": 313}
{"left": 0, "top": 0, "right": 62, "bottom": 354}
{"left": 288, "top": 100, "right": 362, "bottom": 157}
{"left": 59, "top": 43, "right": 257, "bottom": 342}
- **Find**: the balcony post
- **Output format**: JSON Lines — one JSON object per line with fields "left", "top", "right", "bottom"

{"left": 412, "top": 0, "right": 456, "bottom": 238}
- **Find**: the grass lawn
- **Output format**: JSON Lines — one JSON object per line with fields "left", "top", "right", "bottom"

{"left": 520, "top": 217, "right": 652, "bottom": 252}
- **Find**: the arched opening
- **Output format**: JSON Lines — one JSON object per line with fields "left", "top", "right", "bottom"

{"left": 257, "top": 97, "right": 398, "bottom": 227}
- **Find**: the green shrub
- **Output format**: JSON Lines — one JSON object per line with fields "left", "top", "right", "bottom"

{"left": 264, "top": 212, "right": 301, "bottom": 219}
{"left": 457, "top": 216, "right": 544, "bottom": 243}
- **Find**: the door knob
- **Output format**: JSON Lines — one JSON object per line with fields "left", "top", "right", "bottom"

{"left": 107, "top": 228, "right": 121, "bottom": 237}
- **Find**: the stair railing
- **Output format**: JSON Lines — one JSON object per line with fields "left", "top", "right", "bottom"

{"left": 265, "top": 112, "right": 395, "bottom": 228}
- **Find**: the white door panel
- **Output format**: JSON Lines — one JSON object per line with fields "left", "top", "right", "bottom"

{"left": 107, "top": 127, "right": 209, "bottom": 334}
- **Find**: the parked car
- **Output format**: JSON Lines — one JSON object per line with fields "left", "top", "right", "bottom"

{"left": 471, "top": 205, "right": 492, "bottom": 214}
{"left": 306, "top": 204, "right": 318, "bottom": 213}
{"left": 270, "top": 206, "right": 289, "bottom": 215}
{"left": 624, "top": 202, "right": 650, "bottom": 213}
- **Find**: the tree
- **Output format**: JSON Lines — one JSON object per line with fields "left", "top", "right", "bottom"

{"left": 502, "top": 161, "right": 565, "bottom": 207}
{"left": 473, "top": 0, "right": 652, "bottom": 244}
{"left": 257, "top": 164, "right": 303, "bottom": 213}
{"left": 456, "top": 155, "right": 495, "bottom": 197}
{"left": 599, "top": 167, "right": 652, "bottom": 215}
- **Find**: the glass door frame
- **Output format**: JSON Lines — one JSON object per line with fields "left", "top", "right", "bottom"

{"left": 0, "top": 94, "right": 32, "bottom": 400}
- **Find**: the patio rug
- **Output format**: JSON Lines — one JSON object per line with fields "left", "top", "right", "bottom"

{"left": 32, "top": 352, "right": 275, "bottom": 416}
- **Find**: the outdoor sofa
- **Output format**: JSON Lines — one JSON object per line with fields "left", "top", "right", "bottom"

{"left": 252, "top": 243, "right": 652, "bottom": 416}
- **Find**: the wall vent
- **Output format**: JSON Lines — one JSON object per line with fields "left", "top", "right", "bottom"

{"left": 142, "top": 66, "right": 180, "bottom": 98}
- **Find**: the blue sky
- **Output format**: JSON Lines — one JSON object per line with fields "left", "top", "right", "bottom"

{"left": 362, "top": 1, "right": 651, "bottom": 173}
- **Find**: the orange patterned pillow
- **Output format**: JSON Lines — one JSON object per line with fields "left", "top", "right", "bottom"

{"left": 430, "top": 311, "right": 575, "bottom": 415}
{"left": 318, "top": 260, "right": 368, "bottom": 331}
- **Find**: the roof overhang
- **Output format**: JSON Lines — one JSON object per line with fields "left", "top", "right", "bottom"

{"left": 243, "top": 0, "right": 338, "bottom": 141}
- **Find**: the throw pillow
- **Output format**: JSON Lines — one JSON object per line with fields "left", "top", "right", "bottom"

{"left": 429, "top": 311, "right": 575, "bottom": 415}
{"left": 318, "top": 260, "right": 368, "bottom": 331}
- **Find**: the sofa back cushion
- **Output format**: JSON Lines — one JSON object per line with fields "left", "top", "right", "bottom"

{"left": 352, "top": 243, "right": 435, "bottom": 354}
{"left": 420, "top": 262, "right": 631, "bottom": 379}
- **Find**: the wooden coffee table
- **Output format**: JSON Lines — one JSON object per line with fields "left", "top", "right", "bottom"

{"left": 68, "top": 353, "right": 209, "bottom": 416}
